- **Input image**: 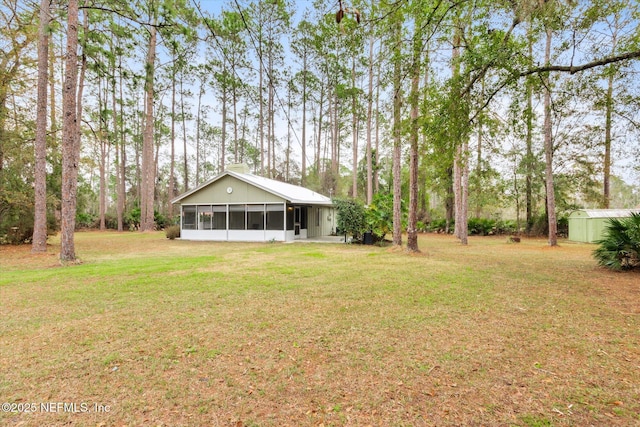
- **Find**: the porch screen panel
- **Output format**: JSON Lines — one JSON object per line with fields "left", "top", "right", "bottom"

{"left": 212, "top": 205, "right": 226, "bottom": 230}
{"left": 266, "top": 204, "right": 284, "bottom": 230}
{"left": 182, "top": 206, "right": 196, "bottom": 230}
{"left": 247, "top": 204, "right": 265, "bottom": 230}
{"left": 229, "top": 204, "right": 246, "bottom": 230}
{"left": 198, "top": 205, "right": 212, "bottom": 230}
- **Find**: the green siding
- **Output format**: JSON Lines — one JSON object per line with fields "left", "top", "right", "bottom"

{"left": 568, "top": 210, "right": 629, "bottom": 243}
{"left": 180, "top": 175, "right": 284, "bottom": 205}
{"left": 568, "top": 217, "right": 587, "bottom": 242}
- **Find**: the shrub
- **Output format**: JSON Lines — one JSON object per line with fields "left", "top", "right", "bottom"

{"left": 365, "top": 193, "right": 395, "bottom": 241}
{"left": 593, "top": 213, "right": 640, "bottom": 271}
{"left": 468, "top": 217, "right": 495, "bottom": 236}
{"left": 76, "top": 212, "right": 97, "bottom": 229}
{"left": 124, "top": 208, "right": 141, "bottom": 230}
{"left": 428, "top": 218, "right": 451, "bottom": 233}
{"left": 165, "top": 225, "right": 181, "bottom": 240}
{"left": 495, "top": 219, "right": 517, "bottom": 235}
{"left": 333, "top": 198, "right": 366, "bottom": 241}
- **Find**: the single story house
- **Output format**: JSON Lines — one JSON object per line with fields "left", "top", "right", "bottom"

{"left": 568, "top": 209, "right": 639, "bottom": 243}
{"left": 171, "top": 165, "right": 336, "bottom": 242}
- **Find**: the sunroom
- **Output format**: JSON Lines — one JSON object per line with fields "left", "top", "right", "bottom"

{"left": 171, "top": 165, "right": 335, "bottom": 242}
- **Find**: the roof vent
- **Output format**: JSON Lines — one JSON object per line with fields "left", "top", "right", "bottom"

{"left": 226, "top": 163, "right": 251, "bottom": 174}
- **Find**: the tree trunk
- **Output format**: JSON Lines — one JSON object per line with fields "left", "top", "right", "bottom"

{"left": 301, "top": 57, "right": 307, "bottom": 186}
{"left": 168, "top": 56, "right": 176, "bottom": 217}
{"left": 114, "top": 57, "right": 123, "bottom": 231}
{"left": 603, "top": 72, "right": 614, "bottom": 209}
{"left": 116, "top": 51, "right": 126, "bottom": 232}
{"left": 98, "top": 78, "right": 107, "bottom": 231}
{"left": 330, "top": 84, "right": 338, "bottom": 176}
{"left": 543, "top": 26, "right": 558, "bottom": 246}
{"left": 453, "top": 146, "right": 462, "bottom": 239}
{"left": 196, "top": 78, "right": 203, "bottom": 183}
{"left": 366, "top": 32, "right": 374, "bottom": 205}
{"left": 460, "top": 141, "right": 469, "bottom": 245}
{"left": 220, "top": 61, "right": 227, "bottom": 173}
{"left": 392, "top": 18, "right": 402, "bottom": 248}
{"left": 316, "top": 84, "right": 324, "bottom": 174}
{"left": 259, "top": 37, "right": 264, "bottom": 175}
{"left": 407, "top": 12, "right": 423, "bottom": 253}
{"left": 525, "top": 22, "right": 534, "bottom": 234}
{"left": 374, "top": 52, "right": 381, "bottom": 194}
{"left": 60, "top": 0, "right": 80, "bottom": 262}
{"left": 180, "top": 75, "right": 189, "bottom": 183}
{"left": 140, "top": 24, "right": 157, "bottom": 232}
{"left": 32, "top": 0, "right": 50, "bottom": 253}
{"left": 351, "top": 58, "right": 358, "bottom": 199}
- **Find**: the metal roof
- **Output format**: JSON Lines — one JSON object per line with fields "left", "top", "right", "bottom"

{"left": 573, "top": 209, "right": 640, "bottom": 218}
{"left": 171, "top": 170, "right": 334, "bottom": 206}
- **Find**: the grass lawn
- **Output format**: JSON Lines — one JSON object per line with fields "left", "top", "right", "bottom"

{"left": 1, "top": 231, "right": 639, "bottom": 426}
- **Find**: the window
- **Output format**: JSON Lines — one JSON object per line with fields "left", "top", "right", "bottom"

{"left": 266, "top": 204, "right": 284, "bottom": 230}
{"left": 182, "top": 206, "right": 197, "bottom": 230}
{"left": 229, "top": 205, "right": 246, "bottom": 230}
{"left": 212, "top": 205, "right": 226, "bottom": 230}
{"left": 198, "top": 205, "right": 212, "bottom": 230}
{"left": 247, "top": 205, "right": 265, "bottom": 230}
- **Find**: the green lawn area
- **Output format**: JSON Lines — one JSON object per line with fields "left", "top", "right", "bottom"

{"left": 1, "top": 232, "right": 638, "bottom": 426}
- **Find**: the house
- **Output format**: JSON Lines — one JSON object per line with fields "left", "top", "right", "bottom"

{"left": 171, "top": 165, "right": 336, "bottom": 242}
{"left": 568, "top": 209, "right": 640, "bottom": 243}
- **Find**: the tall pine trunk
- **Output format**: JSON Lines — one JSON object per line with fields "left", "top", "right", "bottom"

{"left": 407, "top": 11, "right": 423, "bottom": 253}
{"left": 116, "top": 50, "right": 126, "bottom": 232}
{"left": 392, "top": 17, "right": 402, "bottom": 247}
{"left": 301, "top": 57, "right": 307, "bottom": 186}
{"left": 543, "top": 26, "right": 558, "bottom": 246}
{"left": 365, "top": 32, "right": 374, "bottom": 205}
{"left": 98, "top": 79, "right": 108, "bottom": 231}
{"left": 32, "top": 0, "right": 50, "bottom": 253}
{"left": 60, "top": 0, "right": 80, "bottom": 261}
{"left": 351, "top": 58, "right": 358, "bottom": 198}
{"left": 180, "top": 75, "right": 189, "bottom": 184}
{"left": 168, "top": 56, "right": 176, "bottom": 216}
{"left": 452, "top": 26, "right": 468, "bottom": 245}
{"left": 140, "top": 24, "right": 157, "bottom": 232}
{"left": 603, "top": 71, "right": 614, "bottom": 209}
{"left": 525, "top": 22, "right": 534, "bottom": 234}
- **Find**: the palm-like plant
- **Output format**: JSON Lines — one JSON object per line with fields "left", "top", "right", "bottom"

{"left": 593, "top": 213, "right": 640, "bottom": 271}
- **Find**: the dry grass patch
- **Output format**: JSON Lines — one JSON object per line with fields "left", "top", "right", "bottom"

{"left": 0, "top": 232, "right": 638, "bottom": 426}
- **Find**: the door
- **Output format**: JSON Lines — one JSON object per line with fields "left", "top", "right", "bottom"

{"left": 294, "top": 207, "right": 301, "bottom": 236}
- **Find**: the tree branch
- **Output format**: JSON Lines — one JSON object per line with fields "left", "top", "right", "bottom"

{"left": 79, "top": 5, "right": 172, "bottom": 29}
{"left": 520, "top": 50, "right": 640, "bottom": 76}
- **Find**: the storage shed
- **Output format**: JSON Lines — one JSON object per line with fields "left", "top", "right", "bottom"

{"left": 170, "top": 165, "right": 336, "bottom": 242}
{"left": 568, "top": 209, "right": 640, "bottom": 243}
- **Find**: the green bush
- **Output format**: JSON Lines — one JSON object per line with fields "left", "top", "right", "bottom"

{"left": 468, "top": 217, "right": 495, "bottom": 236}
{"left": 365, "top": 193, "right": 395, "bottom": 241}
{"left": 333, "top": 198, "right": 367, "bottom": 240}
{"left": 593, "top": 213, "right": 640, "bottom": 271}
{"left": 76, "top": 212, "right": 97, "bottom": 229}
{"left": 124, "top": 208, "right": 141, "bottom": 230}
{"left": 165, "top": 225, "right": 181, "bottom": 240}
{"left": 495, "top": 219, "right": 517, "bottom": 235}
{"left": 427, "top": 218, "right": 451, "bottom": 233}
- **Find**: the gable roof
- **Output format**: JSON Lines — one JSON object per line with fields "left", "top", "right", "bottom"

{"left": 171, "top": 170, "right": 333, "bottom": 206}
